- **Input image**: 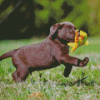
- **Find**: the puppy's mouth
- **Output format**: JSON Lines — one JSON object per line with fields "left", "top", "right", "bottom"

{"left": 67, "top": 30, "right": 79, "bottom": 43}
{"left": 69, "top": 38, "right": 74, "bottom": 41}
{"left": 67, "top": 38, "right": 74, "bottom": 43}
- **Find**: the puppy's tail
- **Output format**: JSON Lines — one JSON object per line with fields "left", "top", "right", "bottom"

{"left": 0, "top": 49, "right": 17, "bottom": 61}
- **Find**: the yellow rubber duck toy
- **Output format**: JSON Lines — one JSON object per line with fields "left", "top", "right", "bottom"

{"left": 67, "top": 30, "right": 89, "bottom": 52}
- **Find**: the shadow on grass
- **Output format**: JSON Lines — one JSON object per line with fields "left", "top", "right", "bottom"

{"left": 59, "top": 77, "right": 96, "bottom": 87}
{"left": 58, "top": 72, "right": 97, "bottom": 87}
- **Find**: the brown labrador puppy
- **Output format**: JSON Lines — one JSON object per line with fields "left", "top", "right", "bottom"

{"left": 0, "top": 22, "right": 89, "bottom": 82}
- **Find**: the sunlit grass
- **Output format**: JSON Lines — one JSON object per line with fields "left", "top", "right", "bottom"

{"left": 0, "top": 36, "right": 100, "bottom": 100}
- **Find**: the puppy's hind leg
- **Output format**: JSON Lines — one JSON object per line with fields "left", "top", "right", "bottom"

{"left": 63, "top": 64, "right": 72, "bottom": 77}
{"left": 12, "top": 69, "right": 21, "bottom": 82}
{"left": 12, "top": 55, "right": 30, "bottom": 82}
{"left": 12, "top": 66, "right": 29, "bottom": 82}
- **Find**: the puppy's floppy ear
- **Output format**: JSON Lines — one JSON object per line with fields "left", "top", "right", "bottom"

{"left": 50, "top": 23, "right": 63, "bottom": 40}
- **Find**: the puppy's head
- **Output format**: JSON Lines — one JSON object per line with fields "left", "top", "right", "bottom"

{"left": 50, "top": 21, "right": 76, "bottom": 44}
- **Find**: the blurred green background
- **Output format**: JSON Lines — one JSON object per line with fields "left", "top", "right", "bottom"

{"left": 0, "top": 0, "right": 100, "bottom": 39}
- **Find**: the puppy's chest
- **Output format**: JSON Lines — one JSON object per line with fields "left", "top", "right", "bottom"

{"left": 60, "top": 45, "right": 69, "bottom": 55}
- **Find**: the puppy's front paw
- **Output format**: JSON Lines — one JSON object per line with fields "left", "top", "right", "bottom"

{"left": 79, "top": 57, "right": 89, "bottom": 67}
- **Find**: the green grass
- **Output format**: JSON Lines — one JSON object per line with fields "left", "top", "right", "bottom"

{"left": 0, "top": 37, "right": 100, "bottom": 100}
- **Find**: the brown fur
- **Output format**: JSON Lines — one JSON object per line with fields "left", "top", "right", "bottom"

{"left": 0, "top": 22, "right": 89, "bottom": 82}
